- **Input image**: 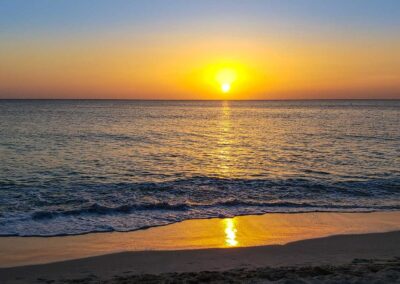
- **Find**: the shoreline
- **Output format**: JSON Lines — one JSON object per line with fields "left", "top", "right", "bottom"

{"left": 1, "top": 230, "right": 400, "bottom": 283}
{"left": 1, "top": 211, "right": 400, "bottom": 268}
{"left": 3, "top": 209, "right": 395, "bottom": 238}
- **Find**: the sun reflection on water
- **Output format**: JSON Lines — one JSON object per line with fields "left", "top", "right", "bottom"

{"left": 215, "top": 101, "right": 234, "bottom": 177}
{"left": 224, "top": 218, "right": 238, "bottom": 247}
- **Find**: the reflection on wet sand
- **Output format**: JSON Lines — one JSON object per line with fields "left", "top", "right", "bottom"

{"left": 224, "top": 218, "right": 238, "bottom": 247}
{"left": 2, "top": 212, "right": 400, "bottom": 267}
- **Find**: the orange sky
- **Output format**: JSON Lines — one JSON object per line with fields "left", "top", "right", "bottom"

{"left": 1, "top": 1, "right": 400, "bottom": 99}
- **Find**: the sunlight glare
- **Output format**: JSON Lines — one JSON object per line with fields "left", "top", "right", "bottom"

{"left": 200, "top": 62, "right": 253, "bottom": 97}
{"left": 221, "top": 83, "right": 231, "bottom": 93}
{"left": 216, "top": 68, "right": 236, "bottom": 94}
{"left": 224, "top": 218, "right": 238, "bottom": 247}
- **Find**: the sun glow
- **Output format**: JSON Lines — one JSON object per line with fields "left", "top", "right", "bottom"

{"left": 199, "top": 62, "right": 249, "bottom": 97}
{"left": 194, "top": 60, "right": 265, "bottom": 99}
{"left": 221, "top": 83, "right": 231, "bottom": 93}
{"left": 216, "top": 68, "right": 236, "bottom": 94}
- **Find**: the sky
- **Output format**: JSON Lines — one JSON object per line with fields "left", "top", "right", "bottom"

{"left": 1, "top": 0, "right": 399, "bottom": 99}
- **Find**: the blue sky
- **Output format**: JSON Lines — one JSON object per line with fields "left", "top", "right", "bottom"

{"left": 2, "top": 0, "right": 399, "bottom": 37}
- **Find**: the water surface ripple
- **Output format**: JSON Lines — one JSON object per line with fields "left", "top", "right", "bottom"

{"left": 0, "top": 100, "right": 399, "bottom": 236}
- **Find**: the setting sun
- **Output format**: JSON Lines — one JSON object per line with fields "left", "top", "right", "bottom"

{"left": 216, "top": 68, "right": 236, "bottom": 94}
{"left": 221, "top": 83, "right": 231, "bottom": 93}
{"left": 198, "top": 63, "right": 251, "bottom": 97}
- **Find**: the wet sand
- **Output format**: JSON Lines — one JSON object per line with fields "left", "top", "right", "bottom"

{"left": 1, "top": 231, "right": 400, "bottom": 283}
{"left": 1, "top": 211, "right": 400, "bottom": 268}
{"left": 1, "top": 212, "right": 400, "bottom": 283}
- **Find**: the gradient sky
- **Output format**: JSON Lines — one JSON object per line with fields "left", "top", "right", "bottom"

{"left": 1, "top": 0, "right": 399, "bottom": 99}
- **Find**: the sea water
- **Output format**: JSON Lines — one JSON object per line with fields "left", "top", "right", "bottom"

{"left": 0, "top": 100, "right": 399, "bottom": 236}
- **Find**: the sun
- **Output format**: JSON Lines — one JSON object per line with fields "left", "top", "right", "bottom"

{"left": 221, "top": 83, "right": 231, "bottom": 93}
{"left": 216, "top": 68, "right": 236, "bottom": 94}
{"left": 200, "top": 62, "right": 248, "bottom": 96}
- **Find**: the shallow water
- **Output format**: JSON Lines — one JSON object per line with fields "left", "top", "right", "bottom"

{"left": 0, "top": 100, "right": 399, "bottom": 236}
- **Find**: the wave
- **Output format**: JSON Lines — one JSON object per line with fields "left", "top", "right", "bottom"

{"left": 1, "top": 176, "right": 400, "bottom": 236}
{"left": 30, "top": 199, "right": 400, "bottom": 221}
{"left": 31, "top": 202, "right": 190, "bottom": 220}
{"left": 1, "top": 175, "right": 399, "bottom": 193}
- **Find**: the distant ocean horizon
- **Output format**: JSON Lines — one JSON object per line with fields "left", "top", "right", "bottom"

{"left": 1, "top": 100, "right": 399, "bottom": 236}
{"left": 1, "top": 99, "right": 400, "bottom": 101}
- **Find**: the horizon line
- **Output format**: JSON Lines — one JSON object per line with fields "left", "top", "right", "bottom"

{"left": 1, "top": 98, "right": 400, "bottom": 101}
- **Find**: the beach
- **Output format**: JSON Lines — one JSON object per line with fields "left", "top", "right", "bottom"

{"left": 1, "top": 211, "right": 400, "bottom": 283}
{"left": 1, "top": 101, "right": 400, "bottom": 283}
{"left": 2, "top": 0, "right": 400, "bottom": 282}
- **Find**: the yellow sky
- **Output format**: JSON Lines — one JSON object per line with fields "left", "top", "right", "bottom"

{"left": 1, "top": 33, "right": 399, "bottom": 99}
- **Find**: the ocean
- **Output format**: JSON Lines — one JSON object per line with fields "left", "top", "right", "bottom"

{"left": 0, "top": 100, "right": 399, "bottom": 236}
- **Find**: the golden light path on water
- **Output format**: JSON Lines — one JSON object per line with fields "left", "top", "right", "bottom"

{"left": 215, "top": 103, "right": 239, "bottom": 247}
{"left": 215, "top": 101, "right": 234, "bottom": 177}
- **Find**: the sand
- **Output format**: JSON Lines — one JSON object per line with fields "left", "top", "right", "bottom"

{"left": 1, "top": 231, "right": 400, "bottom": 283}
{"left": 1, "top": 212, "right": 400, "bottom": 283}
{"left": 106, "top": 258, "right": 400, "bottom": 283}
{"left": 1, "top": 211, "right": 400, "bottom": 268}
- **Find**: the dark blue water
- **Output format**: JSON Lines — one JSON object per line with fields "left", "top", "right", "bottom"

{"left": 0, "top": 100, "right": 399, "bottom": 236}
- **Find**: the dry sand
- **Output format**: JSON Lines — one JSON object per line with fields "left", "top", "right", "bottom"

{"left": 105, "top": 258, "right": 400, "bottom": 283}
